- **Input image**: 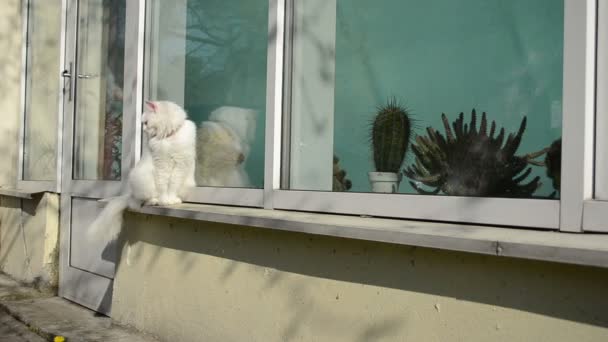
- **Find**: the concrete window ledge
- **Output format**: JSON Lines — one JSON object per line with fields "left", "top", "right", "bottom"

{"left": 0, "top": 187, "right": 45, "bottom": 199}
{"left": 131, "top": 203, "right": 608, "bottom": 269}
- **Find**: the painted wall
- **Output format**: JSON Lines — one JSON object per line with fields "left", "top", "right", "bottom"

{"left": 0, "top": 0, "right": 22, "bottom": 187}
{"left": 113, "top": 213, "right": 608, "bottom": 342}
{"left": 0, "top": 1, "right": 59, "bottom": 293}
{"left": 0, "top": 193, "right": 59, "bottom": 292}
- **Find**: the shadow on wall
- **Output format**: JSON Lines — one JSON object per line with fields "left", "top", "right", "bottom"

{"left": 0, "top": 193, "right": 60, "bottom": 293}
{"left": 0, "top": 0, "right": 22, "bottom": 186}
{"left": 120, "top": 212, "right": 608, "bottom": 340}
{"left": 0, "top": 24, "right": 21, "bottom": 278}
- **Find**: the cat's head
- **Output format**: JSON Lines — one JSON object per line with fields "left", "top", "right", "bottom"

{"left": 209, "top": 106, "right": 257, "bottom": 145}
{"left": 142, "top": 100, "right": 187, "bottom": 139}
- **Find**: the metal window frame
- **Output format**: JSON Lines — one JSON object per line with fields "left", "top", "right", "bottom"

{"left": 584, "top": 0, "right": 608, "bottom": 232}
{"left": 560, "top": 0, "right": 598, "bottom": 232}
{"left": 263, "top": 0, "right": 285, "bottom": 209}
{"left": 60, "top": 0, "right": 136, "bottom": 198}
{"left": 269, "top": 0, "right": 596, "bottom": 231}
{"left": 16, "top": 0, "right": 66, "bottom": 193}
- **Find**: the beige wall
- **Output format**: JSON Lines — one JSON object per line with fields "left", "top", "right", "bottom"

{"left": 0, "top": 1, "right": 59, "bottom": 292}
{"left": 113, "top": 213, "right": 608, "bottom": 342}
{"left": 0, "top": 193, "right": 59, "bottom": 292}
{"left": 0, "top": 0, "right": 22, "bottom": 187}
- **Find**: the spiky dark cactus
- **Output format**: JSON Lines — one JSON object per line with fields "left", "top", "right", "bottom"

{"left": 545, "top": 138, "right": 561, "bottom": 193}
{"left": 371, "top": 98, "right": 412, "bottom": 173}
{"left": 333, "top": 155, "right": 352, "bottom": 191}
{"left": 404, "top": 110, "right": 542, "bottom": 197}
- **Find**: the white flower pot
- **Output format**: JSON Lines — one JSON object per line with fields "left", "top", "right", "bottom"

{"left": 368, "top": 172, "right": 402, "bottom": 193}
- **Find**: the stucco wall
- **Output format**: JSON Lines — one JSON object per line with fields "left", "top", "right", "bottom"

{"left": 0, "top": 1, "right": 59, "bottom": 292}
{"left": 113, "top": 213, "right": 608, "bottom": 342}
{"left": 0, "top": 0, "right": 21, "bottom": 186}
{"left": 0, "top": 193, "right": 59, "bottom": 291}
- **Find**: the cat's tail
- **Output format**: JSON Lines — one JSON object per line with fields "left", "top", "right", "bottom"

{"left": 86, "top": 194, "right": 132, "bottom": 242}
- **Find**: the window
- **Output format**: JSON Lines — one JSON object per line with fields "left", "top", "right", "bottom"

{"left": 286, "top": 0, "right": 563, "bottom": 199}
{"left": 19, "top": 0, "right": 63, "bottom": 188}
{"left": 144, "top": 0, "right": 269, "bottom": 205}
{"left": 136, "top": 0, "right": 596, "bottom": 231}
{"left": 19, "top": 0, "right": 605, "bottom": 234}
{"left": 271, "top": 0, "right": 597, "bottom": 230}
{"left": 72, "top": 0, "right": 126, "bottom": 181}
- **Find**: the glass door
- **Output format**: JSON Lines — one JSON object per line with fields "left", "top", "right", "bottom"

{"left": 59, "top": 0, "right": 127, "bottom": 315}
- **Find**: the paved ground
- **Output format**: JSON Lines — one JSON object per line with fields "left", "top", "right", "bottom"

{"left": 0, "top": 310, "right": 46, "bottom": 342}
{"left": 0, "top": 274, "right": 158, "bottom": 342}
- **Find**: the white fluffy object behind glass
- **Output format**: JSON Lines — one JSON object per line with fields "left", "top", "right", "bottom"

{"left": 87, "top": 100, "right": 196, "bottom": 240}
{"left": 196, "top": 106, "right": 257, "bottom": 187}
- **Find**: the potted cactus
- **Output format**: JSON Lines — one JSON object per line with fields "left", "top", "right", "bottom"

{"left": 368, "top": 98, "right": 412, "bottom": 193}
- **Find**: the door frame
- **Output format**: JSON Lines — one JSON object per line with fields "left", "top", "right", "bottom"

{"left": 58, "top": 0, "right": 144, "bottom": 314}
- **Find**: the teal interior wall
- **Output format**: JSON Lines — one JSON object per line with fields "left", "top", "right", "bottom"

{"left": 333, "top": 0, "right": 564, "bottom": 197}
{"left": 184, "top": 0, "right": 269, "bottom": 188}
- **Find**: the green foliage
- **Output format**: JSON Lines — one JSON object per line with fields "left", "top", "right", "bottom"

{"left": 545, "top": 138, "right": 561, "bottom": 193}
{"left": 371, "top": 98, "right": 412, "bottom": 173}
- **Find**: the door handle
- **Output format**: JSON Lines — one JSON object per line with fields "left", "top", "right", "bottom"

{"left": 61, "top": 62, "right": 73, "bottom": 101}
{"left": 77, "top": 73, "right": 99, "bottom": 79}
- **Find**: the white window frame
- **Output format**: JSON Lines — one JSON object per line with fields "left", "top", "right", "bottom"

{"left": 268, "top": 0, "right": 595, "bottom": 231}
{"left": 16, "top": 0, "right": 67, "bottom": 193}
{"left": 583, "top": 0, "right": 608, "bottom": 232}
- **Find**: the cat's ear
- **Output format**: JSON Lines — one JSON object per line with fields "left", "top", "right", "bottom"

{"left": 145, "top": 100, "right": 158, "bottom": 113}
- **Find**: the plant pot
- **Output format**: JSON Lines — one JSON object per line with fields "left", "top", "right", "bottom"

{"left": 368, "top": 172, "right": 402, "bottom": 193}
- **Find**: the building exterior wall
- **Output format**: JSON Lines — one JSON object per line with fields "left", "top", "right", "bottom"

{"left": 113, "top": 213, "right": 608, "bottom": 342}
{"left": 0, "top": 193, "right": 59, "bottom": 291}
{"left": 0, "top": 2, "right": 606, "bottom": 341}
{"left": 0, "top": 1, "right": 59, "bottom": 292}
{"left": 0, "top": 0, "right": 21, "bottom": 187}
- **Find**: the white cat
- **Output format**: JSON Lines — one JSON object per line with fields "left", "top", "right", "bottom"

{"left": 195, "top": 106, "right": 257, "bottom": 187}
{"left": 87, "top": 100, "right": 196, "bottom": 240}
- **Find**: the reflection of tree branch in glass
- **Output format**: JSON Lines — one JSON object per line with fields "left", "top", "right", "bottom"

{"left": 101, "top": 0, "right": 125, "bottom": 180}
{"left": 184, "top": 0, "right": 268, "bottom": 109}
{"left": 102, "top": 64, "right": 124, "bottom": 180}
{"left": 24, "top": 131, "right": 56, "bottom": 179}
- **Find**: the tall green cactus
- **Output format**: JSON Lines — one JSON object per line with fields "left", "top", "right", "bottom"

{"left": 371, "top": 98, "right": 412, "bottom": 173}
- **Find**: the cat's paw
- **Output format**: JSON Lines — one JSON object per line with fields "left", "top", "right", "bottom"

{"left": 159, "top": 196, "right": 182, "bottom": 206}
{"left": 144, "top": 198, "right": 160, "bottom": 206}
{"left": 169, "top": 197, "right": 183, "bottom": 205}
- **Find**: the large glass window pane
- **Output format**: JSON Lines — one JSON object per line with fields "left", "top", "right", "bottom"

{"left": 145, "top": 0, "right": 268, "bottom": 189}
{"left": 22, "top": 0, "right": 62, "bottom": 181}
{"left": 73, "top": 0, "right": 125, "bottom": 181}
{"left": 288, "top": 0, "right": 563, "bottom": 199}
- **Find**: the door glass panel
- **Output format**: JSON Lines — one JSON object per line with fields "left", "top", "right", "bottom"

{"left": 22, "top": 0, "right": 62, "bottom": 181}
{"left": 287, "top": 0, "right": 563, "bottom": 199}
{"left": 73, "top": 0, "right": 125, "bottom": 180}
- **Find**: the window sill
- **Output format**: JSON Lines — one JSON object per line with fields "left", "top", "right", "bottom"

{"left": 0, "top": 187, "right": 46, "bottom": 200}
{"left": 130, "top": 202, "right": 608, "bottom": 269}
